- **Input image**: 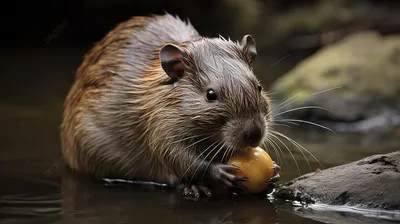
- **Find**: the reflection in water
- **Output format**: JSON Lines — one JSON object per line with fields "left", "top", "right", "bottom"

{"left": 0, "top": 176, "right": 62, "bottom": 224}
{"left": 0, "top": 193, "right": 61, "bottom": 222}
{"left": 3, "top": 164, "right": 399, "bottom": 224}
{"left": 4, "top": 163, "right": 398, "bottom": 224}
{"left": 59, "top": 169, "right": 286, "bottom": 224}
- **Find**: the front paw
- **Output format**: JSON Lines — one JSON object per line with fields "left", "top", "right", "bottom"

{"left": 269, "top": 161, "right": 281, "bottom": 183}
{"left": 177, "top": 183, "right": 213, "bottom": 200}
{"left": 260, "top": 161, "right": 281, "bottom": 195}
{"left": 208, "top": 163, "right": 248, "bottom": 191}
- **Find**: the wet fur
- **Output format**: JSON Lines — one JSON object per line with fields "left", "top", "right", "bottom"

{"left": 60, "top": 14, "right": 272, "bottom": 185}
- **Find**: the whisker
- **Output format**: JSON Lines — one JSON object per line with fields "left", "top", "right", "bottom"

{"left": 168, "top": 134, "right": 206, "bottom": 145}
{"left": 169, "top": 134, "right": 215, "bottom": 158}
{"left": 263, "top": 137, "right": 283, "bottom": 166}
{"left": 263, "top": 91, "right": 279, "bottom": 96}
{"left": 162, "top": 134, "right": 210, "bottom": 157}
{"left": 309, "top": 86, "right": 342, "bottom": 96}
{"left": 271, "top": 139, "right": 283, "bottom": 167}
{"left": 268, "top": 92, "right": 303, "bottom": 116}
{"left": 270, "top": 53, "right": 291, "bottom": 68}
{"left": 272, "top": 106, "right": 331, "bottom": 117}
{"left": 227, "top": 145, "right": 236, "bottom": 163}
{"left": 163, "top": 133, "right": 200, "bottom": 140}
{"left": 221, "top": 143, "right": 232, "bottom": 164}
{"left": 272, "top": 120, "right": 299, "bottom": 127}
{"left": 221, "top": 144, "right": 234, "bottom": 166}
{"left": 200, "top": 142, "right": 227, "bottom": 182}
{"left": 267, "top": 85, "right": 342, "bottom": 117}
{"left": 268, "top": 134, "right": 287, "bottom": 170}
{"left": 271, "top": 131, "right": 311, "bottom": 172}
{"left": 165, "top": 134, "right": 205, "bottom": 139}
{"left": 179, "top": 139, "right": 219, "bottom": 183}
{"left": 188, "top": 141, "right": 223, "bottom": 185}
{"left": 270, "top": 123, "right": 292, "bottom": 128}
{"left": 270, "top": 133, "right": 301, "bottom": 175}
{"left": 261, "top": 87, "right": 341, "bottom": 175}
{"left": 275, "top": 119, "right": 335, "bottom": 133}
{"left": 260, "top": 141, "right": 270, "bottom": 155}
{"left": 270, "top": 135, "right": 287, "bottom": 166}
{"left": 272, "top": 130, "right": 322, "bottom": 170}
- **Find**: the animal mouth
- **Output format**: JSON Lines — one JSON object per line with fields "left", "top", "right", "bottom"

{"left": 222, "top": 118, "right": 267, "bottom": 151}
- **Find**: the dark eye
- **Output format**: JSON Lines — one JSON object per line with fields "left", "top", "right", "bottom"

{"left": 206, "top": 89, "right": 218, "bottom": 101}
{"left": 258, "top": 84, "right": 263, "bottom": 93}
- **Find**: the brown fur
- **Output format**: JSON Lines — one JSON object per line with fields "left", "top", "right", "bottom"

{"left": 60, "top": 14, "right": 272, "bottom": 186}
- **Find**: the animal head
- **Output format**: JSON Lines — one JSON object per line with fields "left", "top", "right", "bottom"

{"left": 159, "top": 35, "right": 271, "bottom": 154}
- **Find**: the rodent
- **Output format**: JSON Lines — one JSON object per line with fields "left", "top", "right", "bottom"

{"left": 60, "top": 13, "right": 278, "bottom": 199}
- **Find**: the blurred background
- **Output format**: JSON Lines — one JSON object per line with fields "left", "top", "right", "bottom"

{"left": 0, "top": 1, "right": 400, "bottom": 223}
{"left": 2, "top": 0, "right": 399, "bottom": 164}
{"left": 3, "top": 0, "right": 400, "bottom": 97}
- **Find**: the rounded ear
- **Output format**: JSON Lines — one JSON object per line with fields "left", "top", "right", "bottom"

{"left": 159, "top": 44, "right": 185, "bottom": 80}
{"left": 240, "top": 34, "right": 257, "bottom": 63}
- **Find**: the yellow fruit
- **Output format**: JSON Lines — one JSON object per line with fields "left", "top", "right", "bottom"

{"left": 227, "top": 146, "right": 274, "bottom": 194}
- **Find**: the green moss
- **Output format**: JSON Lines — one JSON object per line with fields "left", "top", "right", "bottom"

{"left": 271, "top": 31, "right": 400, "bottom": 112}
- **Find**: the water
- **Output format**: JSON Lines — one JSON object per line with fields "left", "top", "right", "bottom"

{"left": 1, "top": 45, "right": 400, "bottom": 224}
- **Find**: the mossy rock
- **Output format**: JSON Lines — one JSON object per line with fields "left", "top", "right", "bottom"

{"left": 271, "top": 31, "right": 400, "bottom": 126}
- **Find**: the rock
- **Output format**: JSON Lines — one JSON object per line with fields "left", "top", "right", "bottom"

{"left": 274, "top": 150, "right": 400, "bottom": 211}
{"left": 270, "top": 31, "right": 400, "bottom": 133}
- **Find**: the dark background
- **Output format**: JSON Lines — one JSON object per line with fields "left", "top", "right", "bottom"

{"left": 1, "top": 0, "right": 400, "bottom": 127}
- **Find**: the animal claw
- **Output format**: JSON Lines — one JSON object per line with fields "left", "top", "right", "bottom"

{"left": 177, "top": 183, "right": 213, "bottom": 200}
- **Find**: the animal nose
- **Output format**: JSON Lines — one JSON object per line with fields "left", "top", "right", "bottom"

{"left": 243, "top": 119, "right": 264, "bottom": 147}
